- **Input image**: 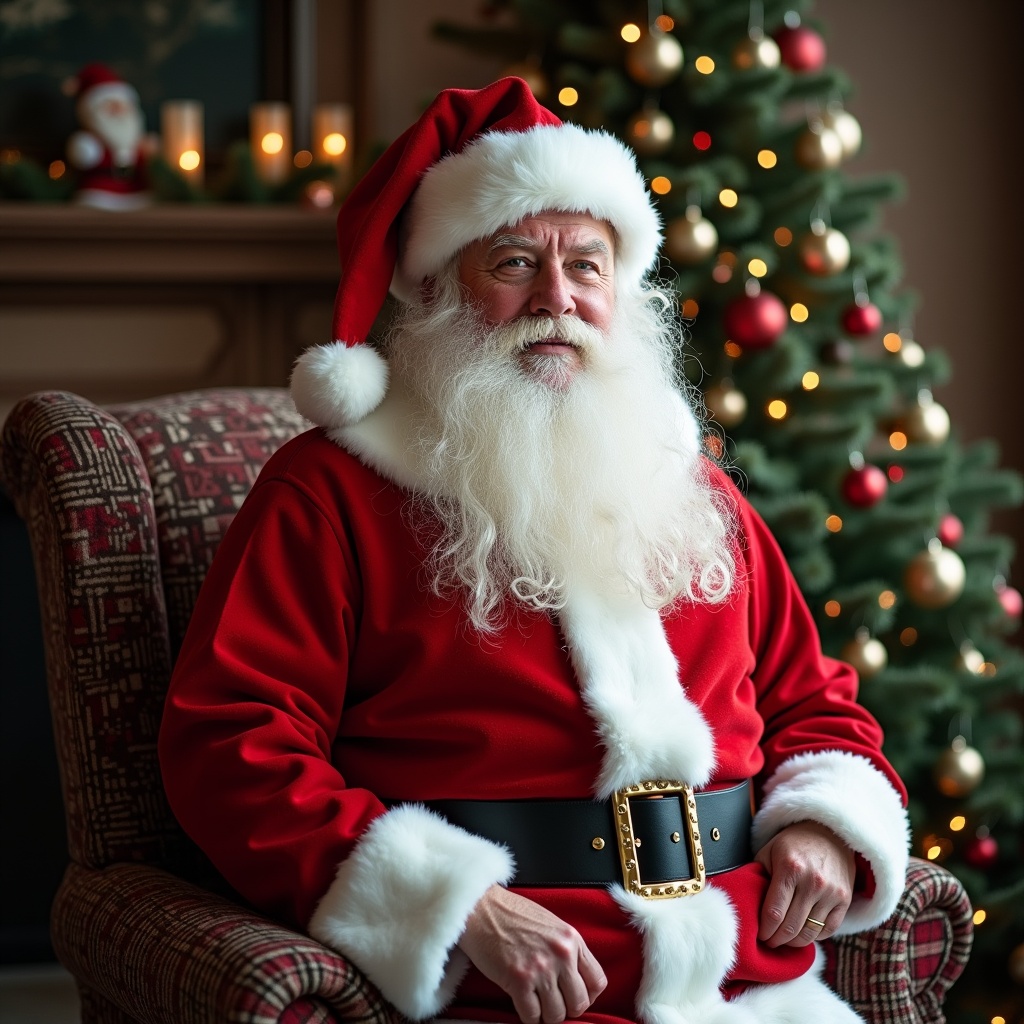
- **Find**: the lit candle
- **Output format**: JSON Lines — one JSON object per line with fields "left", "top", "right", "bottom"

{"left": 312, "top": 103, "right": 353, "bottom": 182}
{"left": 161, "top": 100, "right": 204, "bottom": 185}
{"left": 250, "top": 102, "right": 292, "bottom": 185}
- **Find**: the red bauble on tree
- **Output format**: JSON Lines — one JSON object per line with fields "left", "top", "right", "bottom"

{"left": 723, "top": 289, "right": 788, "bottom": 349}
{"left": 841, "top": 301, "right": 883, "bottom": 336}
{"left": 774, "top": 24, "right": 827, "bottom": 72}
{"left": 841, "top": 463, "right": 888, "bottom": 507}
{"left": 996, "top": 581, "right": 1023, "bottom": 619}
{"left": 937, "top": 513, "right": 964, "bottom": 547}
{"left": 964, "top": 832, "right": 999, "bottom": 869}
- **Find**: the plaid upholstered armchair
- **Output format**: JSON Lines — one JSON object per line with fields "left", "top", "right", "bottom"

{"left": 1, "top": 388, "right": 973, "bottom": 1024}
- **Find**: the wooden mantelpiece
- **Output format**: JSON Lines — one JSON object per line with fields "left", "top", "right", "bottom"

{"left": 0, "top": 203, "right": 341, "bottom": 418}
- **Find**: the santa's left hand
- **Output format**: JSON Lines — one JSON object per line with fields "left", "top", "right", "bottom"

{"left": 754, "top": 820, "right": 855, "bottom": 947}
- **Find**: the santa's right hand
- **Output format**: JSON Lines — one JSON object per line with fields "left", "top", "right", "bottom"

{"left": 67, "top": 131, "right": 103, "bottom": 170}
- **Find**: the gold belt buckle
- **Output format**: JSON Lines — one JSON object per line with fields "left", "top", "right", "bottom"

{"left": 611, "top": 780, "right": 705, "bottom": 899}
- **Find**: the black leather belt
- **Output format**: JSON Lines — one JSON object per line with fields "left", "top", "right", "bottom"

{"left": 418, "top": 779, "right": 752, "bottom": 900}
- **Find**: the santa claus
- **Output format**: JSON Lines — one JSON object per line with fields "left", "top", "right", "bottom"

{"left": 65, "top": 62, "right": 153, "bottom": 209}
{"left": 159, "top": 79, "right": 909, "bottom": 1024}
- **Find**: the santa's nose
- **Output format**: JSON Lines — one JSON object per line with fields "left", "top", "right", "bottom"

{"left": 529, "top": 265, "right": 576, "bottom": 318}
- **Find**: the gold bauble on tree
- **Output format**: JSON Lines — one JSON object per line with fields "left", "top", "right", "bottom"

{"left": 625, "top": 28, "right": 684, "bottom": 87}
{"left": 934, "top": 735, "right": 985, "bottom": 797}
{"left": 954, "top": 642, "right": 985, "bottom": 675}
{"left": 819, "top": 107, "right": 862, "bottom": 159}
{"left": 798, "top": 221, "right": 851, "bottom": 275}
{"left": 625, "top": 107, "right": 674, "bottom": 157}
{"left": 501, "top": 60, "right": 549, "bottom": 99}
{"left": 703, "top": 379, "right": 747, "bottom": 428}
{"left": 904, "top": 538, "right": 966, "bottom": 609}
{"left": 732, "top": 31, "right": 781, "bottom": 70}
{"left": 840, "top": 628, "right": 888, "bottom": 679}
{"left": 794, "top": 123, "right": 844, "bottom": 170}
{"left": 900, "top": 390, "right": 951, "bottom": 445}
{"left": 664, "top": 205, "right": 718, "bottom": 264}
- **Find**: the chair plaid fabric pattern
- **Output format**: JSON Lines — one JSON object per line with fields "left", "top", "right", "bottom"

{"left": 0, "top": 388, "right": 973, "bottom": 1024}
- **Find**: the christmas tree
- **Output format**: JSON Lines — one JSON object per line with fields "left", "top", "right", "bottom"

{"left": 435, "top": 2, "right": 1024, "bottom": 1020}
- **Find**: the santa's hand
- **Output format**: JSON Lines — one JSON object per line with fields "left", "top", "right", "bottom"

{"left": 66, "top": 130, "right": 104, "bottom": 171}
{"left": 457, "top": 884, "right": 607, "bottom": 1023}
{"left": 755, "top": 820, "right": 855, "bottom": 947}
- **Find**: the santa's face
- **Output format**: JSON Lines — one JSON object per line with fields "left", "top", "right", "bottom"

{"left": 457, "top": 211, "right": 616, "bottom": 388}
{"left": 79, "top": 83, "right": 144, "bottom": 165}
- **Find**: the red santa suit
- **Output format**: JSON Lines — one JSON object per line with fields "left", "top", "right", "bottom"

{"left": 159, "top": 79, "right": 910, "bottom": 1024}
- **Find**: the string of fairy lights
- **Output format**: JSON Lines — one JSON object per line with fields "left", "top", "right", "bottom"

{"left": 498, "top": 5, "right": 1021, "bottom": 996}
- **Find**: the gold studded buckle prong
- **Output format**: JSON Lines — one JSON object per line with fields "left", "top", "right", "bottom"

{"left": 611, "top": 780, "right": 705, "bottom": 900}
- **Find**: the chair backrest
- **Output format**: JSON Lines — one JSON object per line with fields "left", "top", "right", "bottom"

{"left": 0, "top": 388, "right": 307, "bottom": 882}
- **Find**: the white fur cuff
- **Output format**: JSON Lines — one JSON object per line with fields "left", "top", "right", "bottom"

{"left": 308, "top": 803, "right": 515, "bottom": 1019}
{"left": 752, "top": 750, "right": 910, "bottom": 933}
{"left": 291, "top": 341, "right": 389, "bottom": 427}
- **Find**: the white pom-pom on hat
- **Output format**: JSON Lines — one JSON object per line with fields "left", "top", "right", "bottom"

{"left": 290, "top": 342, "right": 389, "bottom": 429}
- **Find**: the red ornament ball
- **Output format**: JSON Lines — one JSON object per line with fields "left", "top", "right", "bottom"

{"left": 841, "top": 464, "right": 888, "bottom": 507}
{"left": 964, "top": 834, "right": 999, "bottom": 870}
{"left": 774, "top": 24, "right": 827, "bottom": 72}
{"left": 841, "top": 301, "right": 883, "bottom": 336}
{"left": 998, "top": 583, "right": 1023, "bottom": 619}
{"left": 937, "top": 513, "right": 964, "bottom": 548}
{"left": 723, "top": 291, "right": 788, "bottom": 349}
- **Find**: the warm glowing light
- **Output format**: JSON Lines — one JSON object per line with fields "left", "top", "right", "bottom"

{"left": 0, "top": 149, "right": 20, "bottom": 164}
{"left": 693, "top": 131, "right": 712, "bottom": 150}
{"left": 889, "top": 431, "right": 908, "bottom": 451}
{"left": 790, "top": 303, "right": 809, "bottom": 322}
{"left": 651, "top": 175, "right": 672, "bottom": 194}
{"left": 261, "top": 131, "right": 284, "bottom": 155}
{"left": 900, "top": 627, "right": 918, "bottom": 646}
{"left": 704, "top": 434, "right": 724, "bottom": 458}
{"left": 724, "top": 341, "right": 743, "bottom": 358}
{"left": 324, "top": 132, "right": 348, "bottom": 156}
{"left": 695, "top": 55, "right": 715, "bottom": 74}
{"left": 719, "top": 188, "right": 738, "bottom": 207}
{"left": 767, "top": 399, "right": 788, "bottom": 419}
{"left": 681, "top": 298, "right": 700, "bottom": 318}
{"left": 950, "top": 816, "right": 967, "bottom": 832}
{"left": 981, "top": 661, "right": 998, "bottom": 676}
{"left": 878, "top": 590, "right": 896, "bottom": 609}
{"left": 888, "top": 464, "right": 905, "bottom": 482}
{"left": 719, "top": 251, "right": 737, "bottom": 267}
{"left": 293, "top": 150, "right": 313, "bottom": 168}
{"left": 883, "top": 332, "right": 902, "bottom": 353}
{"left": 48, "top": 159, "right": 66, "bottom": 179}
{"left": 992, "top": 1017, "right": 1006, "bottom": 1024}
{"left": 712, "top": 264, "right": 732, "bottom": 283}
{"left": 558, "top": 87, "right": 579, "bottom": 106}
{"left": 973, "top": 909, "right": 987, "bottom": 925}
{"left": 825, "top": 515, "right": 843, "bottom": 533}
{"left": 178, "top": 149, "right": 201, "bottom": 171}
{"left": 802, "top": 371, "right": 820, "bottom": 390}
{"left": 774, "top": 226, "right": 793, "bottom": 246}
{"left": 621, "top": 23, "right": 642, "bottom": 42}
{"left": 825, "top": 600, "right": 841, "bottom": 618}
{"left": 926, "top": 845, "right": 941, "bottom": 861}
{"left": 757, "top": 149, "right": 777, "bottom": 168}
{"left": 655, "top": 14, "right": 675, "bottom": 31}
{"left": 748, "top": 258, "right": 767, "bottom": 277}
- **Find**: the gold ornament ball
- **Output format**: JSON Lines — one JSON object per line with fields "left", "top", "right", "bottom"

{"left": 665, "top": 207, "right": 718, "bottom": 264}
{"left": 904, "top": 540, "right": 966, "bottom": 609}
{"left": 954, "top": 643, "right": 985, "bottom": 675}
{"left": 703, "top": 381, "right": 747, "bottom": 428}
{"left": 934, "top": 736, "right": 985, "bottom": 798}
{"left": 798, "top": 225, "right": 851, "bottom": 275}
{"left": 626, "top": 108, "right": 675, "bottom": 157}
{"left": 1009, "top": 942, "right": 1024, "bottom": 985}
{"left": 501, "top": 62, "right": 549, "bottom": 100}
{"left": 819, "top": 108, "right": 862, "bottom": 158}
{"left": 902, "top": 396, "right": 950, "bottom": 445}
{"left": 626, "top": 30, "right": 684, "bottom": 88}
{"left": 794, "top": 125, "right": 844, "bottom": 170}
{"left": 840, "top": 631, "right": 888, "bottom": 679}
{"left": 732, "top": 34, "right": 781, "bottom": 70}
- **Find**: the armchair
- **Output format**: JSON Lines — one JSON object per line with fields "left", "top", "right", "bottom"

{"left": 1, "top": 388, "right": 974, "bottom": 1024}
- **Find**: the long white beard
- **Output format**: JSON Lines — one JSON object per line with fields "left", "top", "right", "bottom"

{"left": 85, "top": 100, "right": 143, "bottom": 166}
{"left": 384, "top": 274, "right": 736, "bottom": 632}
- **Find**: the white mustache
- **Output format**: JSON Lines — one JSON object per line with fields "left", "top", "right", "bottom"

{"left": 486, "top": 316, "right": 604, "bottom": 355}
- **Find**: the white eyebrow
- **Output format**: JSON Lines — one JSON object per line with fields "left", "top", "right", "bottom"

{"left": 486, "top": 235, "right": 612, "bottom": 258}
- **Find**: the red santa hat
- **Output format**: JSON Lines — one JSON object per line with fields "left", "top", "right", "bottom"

{"left": 66, "top": 63, "right": 137, "bottom": 108}
{"left": 291, "top": 77, "right": 663, "bottom": 430}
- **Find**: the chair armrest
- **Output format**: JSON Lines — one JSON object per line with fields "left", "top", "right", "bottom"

{"left": 52, "top": 861, "right": 405, "bottom": 1024}
{"left": 824, "top": 857, "right": 974, "bottom": 1024}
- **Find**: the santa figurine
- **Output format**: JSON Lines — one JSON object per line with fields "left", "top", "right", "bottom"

{"left": 65, "top": 63, "right": 155, "bottom": 209}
